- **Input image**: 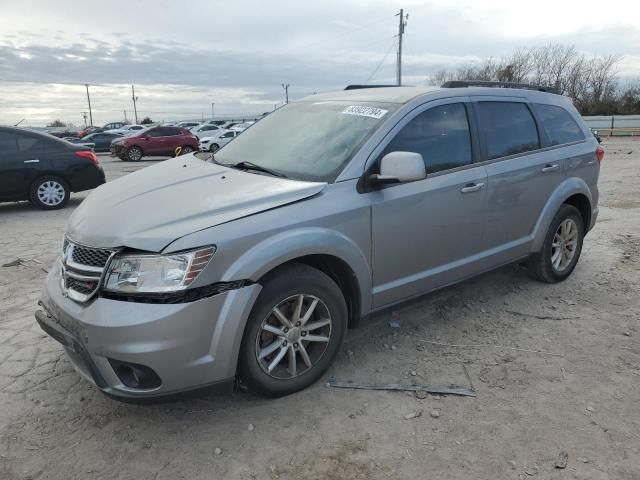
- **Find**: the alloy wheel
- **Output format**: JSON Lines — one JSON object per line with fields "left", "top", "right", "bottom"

{"left": 551, "top": 218, "right": 579, "bottom": 272}
{"left": 255, "top": 294, "right": 332, "bottom": 379}
{"left": 37, "top": 180, "right": 66, "bottom": 206}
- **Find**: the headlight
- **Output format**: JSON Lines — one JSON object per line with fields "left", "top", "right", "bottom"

{"left": 103, "top": 246, "right": 215, "bottom": 293}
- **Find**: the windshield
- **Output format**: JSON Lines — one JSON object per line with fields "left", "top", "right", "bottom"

{"left": 214, "top": 101, "right": 398, "bottom": 182}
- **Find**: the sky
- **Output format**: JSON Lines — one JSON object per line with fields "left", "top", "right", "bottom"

{"left": 1, "top": 0, "right": 639, "bottom": 126}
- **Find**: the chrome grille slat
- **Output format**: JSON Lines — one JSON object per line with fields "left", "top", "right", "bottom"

{"left": 61, "top": 239, "right": 115, "bottom": 302}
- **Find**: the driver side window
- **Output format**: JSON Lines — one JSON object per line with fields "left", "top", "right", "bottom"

{"left": 382, "top": 103, "right": 472, "bottom": 174}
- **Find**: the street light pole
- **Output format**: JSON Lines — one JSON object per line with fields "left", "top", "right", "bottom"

{"left": 211, "top": 102, "right": 215, "bottom": 119}
{"left": 281, "top": 83, "right": 290, "bottom": 104}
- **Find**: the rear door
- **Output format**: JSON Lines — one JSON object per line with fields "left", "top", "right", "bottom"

{"left": 472, "top": 97, "right": 564, "bottom": 260}
{"left": 369, "top": 99, "right": 488, "bottom": 307}
{"left": 0, "top": 131, "right": 46, "bottom": 199}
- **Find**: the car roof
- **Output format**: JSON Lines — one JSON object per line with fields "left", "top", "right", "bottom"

{"left": 298, "top": 86, "right": 570, "bottom": 106}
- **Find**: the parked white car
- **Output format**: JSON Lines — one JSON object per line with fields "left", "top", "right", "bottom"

{"left": 190, "top": 124, "right": 222, "bottom": 138}
{"left": 230, "top": 121, "right": 255, "bottom": 132}
{"left": 198, "top": 129, "right": 240, "bottom": 152}
{"left": 105, "top": 124, "right": 147, "bottom": 136}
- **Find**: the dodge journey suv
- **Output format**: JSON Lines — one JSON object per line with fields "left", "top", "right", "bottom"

{"left": 35, "top": 81, "right": 602, "bottom": 401}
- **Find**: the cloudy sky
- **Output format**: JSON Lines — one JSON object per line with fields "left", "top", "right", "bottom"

{"left": 1, "top": 0, "right": 639, "bottom": 126}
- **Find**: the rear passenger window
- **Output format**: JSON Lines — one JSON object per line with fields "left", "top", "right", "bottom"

{"left": 16, "top": 134, "right": 43, "bottom": 155}
{"left": 476, "top": 102, "right": 539, "bottom": 159}
{"left": 534, "top": 104, "right": 584, "bottom": 145}
{"left": 383, "top": 103, "right": 472, "bottom": 174}
{"left": 0, "top": 132, "right": 18, "bottom": 158}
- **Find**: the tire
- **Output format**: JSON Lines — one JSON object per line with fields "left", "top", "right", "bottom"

{"left": 210, "top": 143, "right": 220, "bottom": 153}
{"left": 238, "top": 263, "right": 348, "bottom": 397}
{"left": 29, "top": 176, "right": 70, "bottom": 210}
{"left": 528, "top": 204, "right": 584, "bottom": 283}
{"left": 126, "top": 146, "right": 143, "bottom": 162}
{"left": 181, "top": 145, "right": 194, "bottom": 154}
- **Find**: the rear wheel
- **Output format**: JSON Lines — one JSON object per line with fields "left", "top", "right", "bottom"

{"left": 181, "top": 145, "right": 194, "bottom": 154}
{"left": 126, "top": 146, "right": 143, "bottom": 162}
{"left": 238, "top": 264, "right": 347, "bottom": 397}
{"left": 528, "top": 204, "right": 584, "bottom": 283}
{"left": 30, "top": 176, "right": 69, "bottom": 210}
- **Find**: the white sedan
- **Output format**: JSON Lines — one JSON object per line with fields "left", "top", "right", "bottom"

{"left": 105, "top": 124, "right": 147, "bottom": 136}
{"left": 190, "top": 124, "right": 222, "bottom": 138}
{"left": 198, "top": 129, "right": 240, "bottom": 152}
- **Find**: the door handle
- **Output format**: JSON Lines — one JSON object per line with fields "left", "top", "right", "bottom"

{"left": 460, "top": 182, "right": 485, "bottom": 193}
{"left": 541, "top": 164, "right": 559, "bottom": 173}
{"left": 23, "top": 159, "right": 40, "bottom": 163}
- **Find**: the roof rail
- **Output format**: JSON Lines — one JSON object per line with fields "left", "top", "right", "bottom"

{"left": 441, "top": 80, "right": 559, "bottom": 94}
{"left": 344, "top": 84, "right": 400, "bottom": 90}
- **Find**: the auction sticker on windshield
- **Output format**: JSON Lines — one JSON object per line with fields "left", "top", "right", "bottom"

{"left": 341, "top": 105, "right": 388, "bottom": 120}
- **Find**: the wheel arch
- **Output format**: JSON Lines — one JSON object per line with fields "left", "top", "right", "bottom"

{"left": 531, "top": 178, "right": 593, "bottom": 252}
{"left": 222, "top": 228, "right": 371, "bottom": 328}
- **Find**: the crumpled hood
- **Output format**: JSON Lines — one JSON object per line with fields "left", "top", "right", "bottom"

{"left": 67, "top": 155, "right": 326, "bottom": 251}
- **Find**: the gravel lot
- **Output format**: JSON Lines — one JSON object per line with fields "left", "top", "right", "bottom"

{"left": 1, "top": 142, "right": 639, "bottom": 480}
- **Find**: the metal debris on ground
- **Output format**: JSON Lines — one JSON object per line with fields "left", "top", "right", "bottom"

{"left": 327, "top": 379, "right": 476, "bottom": 397}
{"left": 386, "top": 320, "right": 401, "bottom": 328}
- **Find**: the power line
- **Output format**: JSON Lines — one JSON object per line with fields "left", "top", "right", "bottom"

{"left": 364, "top": 39, "right": 397, "bottom": 84}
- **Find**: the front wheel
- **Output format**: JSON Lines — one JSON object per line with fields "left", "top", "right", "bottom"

{"left": 126, "top": 146, "right": 143, "bottom": 162}
{"left": 210, "top": 143, "right": 219, "bottom": 153}
{"left": 528, "top": 204, "right": 584, "bottom": 283}
{"left": 30, "top": 176, "right": 70, "bottom": 210}
{"left": 238, "top": 264, "right": 347, "bottom": 397}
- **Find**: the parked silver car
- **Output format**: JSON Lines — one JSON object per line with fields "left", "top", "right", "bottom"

{"left": 35, "top": 82, "right": 602, "bottom": 401}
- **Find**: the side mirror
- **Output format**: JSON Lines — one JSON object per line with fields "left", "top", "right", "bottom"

{"left": 369, "top": 151, "right": 426, "bottom": 186}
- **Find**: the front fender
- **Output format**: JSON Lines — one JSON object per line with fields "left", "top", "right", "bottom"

{"left": 531, "top": 177, "right": 593, "bottom": 252}
{"left": 222, "top": 227, "right": 372, "bottom": 313}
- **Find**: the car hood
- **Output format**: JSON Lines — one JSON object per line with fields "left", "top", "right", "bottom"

{"left": 66, "top": 155, "right": 326, "bottom": 252}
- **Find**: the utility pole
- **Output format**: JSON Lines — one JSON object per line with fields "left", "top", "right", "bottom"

{"left": 131, "top": 85, "right": 139, "bottom": 124}
{"left": 395, "top": 9, "right": 408, "bottom": 86}
{"left": 211, "top": 102, "right": 215, "bottom": 119}
{"left": 281, "top": 83, "right": 290, "bottom": 104}
{"left": 123, "top": 110, "right": 128, "bottom": 122}
{"left": 81, "top": 112, "right": 88, "bottom": 127}
{"left": 85, "top": 84, "right": 93, "bottom": 126}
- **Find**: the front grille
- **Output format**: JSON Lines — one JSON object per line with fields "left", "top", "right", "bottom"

{"left": 71, "top": 245, "right": 112, "bottom": 268}
{"left": 62, "top": 239, "right": 115, "bottom": 302}
{"left": 66, "top": 277, "right": 99, "bottom": 296}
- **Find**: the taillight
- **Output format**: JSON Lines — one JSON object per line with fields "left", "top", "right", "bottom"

{"left": 596, "top": 145, "right": 604, "bottom": 162}
{"left": 75, "top": 150, "right": 99, "bottom": 165}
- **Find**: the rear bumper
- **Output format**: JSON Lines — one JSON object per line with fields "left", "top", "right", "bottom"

{"left": 36, "top": 264, "right": 261, "bottom": 401}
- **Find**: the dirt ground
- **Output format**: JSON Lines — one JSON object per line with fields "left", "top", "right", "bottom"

{"left": 1, "top": 140, "right": 639, "bottom": 480}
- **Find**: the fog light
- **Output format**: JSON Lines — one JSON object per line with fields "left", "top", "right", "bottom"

{"left": 109, "top": 359, "right": 162, "bottom": 389}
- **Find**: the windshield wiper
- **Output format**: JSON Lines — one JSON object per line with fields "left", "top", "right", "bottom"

{"left": 227, "top": 161, "right": 288, "bottom": 178}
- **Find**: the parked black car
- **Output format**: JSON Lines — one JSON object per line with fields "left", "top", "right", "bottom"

{"left": 69, "top": 132, "right": 123, "bottom": 152}
{"left": 0, "top": 126, "right": 105, "bottom": 209}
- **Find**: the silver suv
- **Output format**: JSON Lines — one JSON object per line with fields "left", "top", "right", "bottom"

{"left": 35, "top": 83, "right": 602, "bottom": 400}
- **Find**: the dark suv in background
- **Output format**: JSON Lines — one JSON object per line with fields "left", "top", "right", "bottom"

{"left": 110, "top": 126, "right": 198, "bottom": 161}
{"left": 0, "top": 126, "right": 105, "bottom": 209}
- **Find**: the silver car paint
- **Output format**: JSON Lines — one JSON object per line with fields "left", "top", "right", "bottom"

{"left": 38, "top": 86, "right": 600, "bottom": 399}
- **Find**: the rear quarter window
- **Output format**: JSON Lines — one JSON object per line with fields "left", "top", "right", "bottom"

{"left": 476, "top": 102, "right": 540, "bottom": 160}
{"left": 534, "top": 103, "right": 585, "bottom": 145}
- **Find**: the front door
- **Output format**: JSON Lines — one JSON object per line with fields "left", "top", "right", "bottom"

{"left": 368, "top": 100, "right": 488, "bottom": 307}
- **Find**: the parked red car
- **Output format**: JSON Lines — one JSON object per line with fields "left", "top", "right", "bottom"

{"left": 110, "top": 126, "right": 198, "bottom": 161}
